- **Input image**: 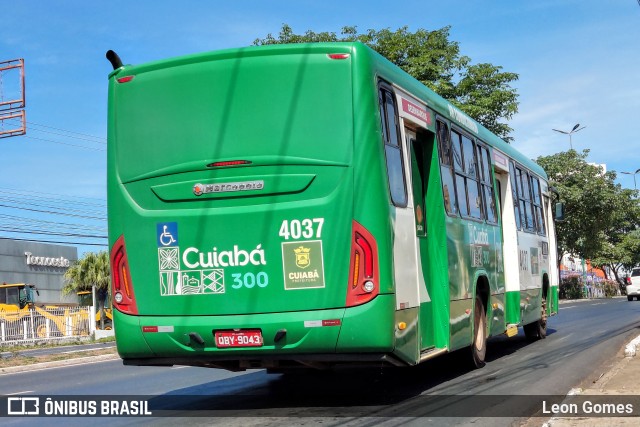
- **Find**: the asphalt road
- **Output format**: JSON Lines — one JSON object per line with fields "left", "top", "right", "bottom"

{"left": 1, "top": 297, "right": 639, "bottom": 427}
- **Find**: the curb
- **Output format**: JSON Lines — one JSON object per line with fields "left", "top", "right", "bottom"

{"left": 0, "top": 353, "right": 120, "bottom": 375}
{"left": 541, "top": 333, "right": 640, "bottom": 427}
{"left": 541, "top": 388, "right": 583, "bottom": 427}
{"left": 624, "top": 335, "right": 640, "bottom": 357}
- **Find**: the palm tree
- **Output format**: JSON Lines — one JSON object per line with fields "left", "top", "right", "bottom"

{"left": 63, "top": 251, "right": 111, "bottom": 329}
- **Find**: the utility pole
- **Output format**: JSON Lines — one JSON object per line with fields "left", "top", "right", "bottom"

{"left": 0, "top": 58, "right": 26, "bottom": 139}
{"left": 621, "top": 169, "right": 640, "bottom": 190}
{"left": 552, "top": 123, "right": 585, "bottom": 150}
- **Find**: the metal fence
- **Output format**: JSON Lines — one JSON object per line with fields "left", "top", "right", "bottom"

{"left": 0, "top": 306, "right": 92, "bottom": 343}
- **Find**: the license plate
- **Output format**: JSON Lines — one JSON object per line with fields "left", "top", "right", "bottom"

{"left": 214, "top": 330, "right": 263, "bottom": 348}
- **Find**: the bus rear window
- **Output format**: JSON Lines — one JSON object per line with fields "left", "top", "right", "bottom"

{"left": 113, "top": 53, "right": 353, "bottom": 182}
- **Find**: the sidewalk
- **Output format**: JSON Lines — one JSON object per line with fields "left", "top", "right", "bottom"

{"left": 542, "top": 334, "right": 640, "bottom": 426}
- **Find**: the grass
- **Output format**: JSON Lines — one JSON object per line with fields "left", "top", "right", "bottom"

{"left": 0, "top": 348, "right": 118, "bottom": 368}
{"left": 0, "top": 336, "right": 118, "bottom": 368}
{"left": 0, "top": 335, "right": 115, "bottom": 352}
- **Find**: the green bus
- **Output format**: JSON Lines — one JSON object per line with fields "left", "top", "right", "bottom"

{"left": 106, "top": 42, "right": 560, "bottom": 372}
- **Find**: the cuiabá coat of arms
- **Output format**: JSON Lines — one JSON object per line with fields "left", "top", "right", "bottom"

{"left": 294, "top": 245, "right": 311, "bottom": 268}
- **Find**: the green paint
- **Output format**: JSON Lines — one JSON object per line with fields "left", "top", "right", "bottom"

{"left": 336, "top": 295, "right": 395, "bottom": 351}
{"left": 549, "top": 285, "right": 559, "bottom": 314}
{"left": 418, "top": 131, "right": 450, "bottom": 350}
{"left": 506, "top": 290, "right": 521, "bottom": 324}
{"left": 108, "top": 42, "right": 556, "bottom": 368}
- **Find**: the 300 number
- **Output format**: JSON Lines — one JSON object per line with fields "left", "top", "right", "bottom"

{"left": 232, "top": 272, "right": 269, "bottom": 289}
{"left": 279, "top": 218, "right": 324, "bottom": 240}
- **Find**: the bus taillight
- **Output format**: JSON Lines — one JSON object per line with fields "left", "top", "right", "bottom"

{"left": 207, "top": 160, "right": 252, "bottom": 168}
{"left": 346, "top": 221, "right": 379, "bottom": 307}
{"left": 110, "top": 235, "right": 138, "bottom": 315}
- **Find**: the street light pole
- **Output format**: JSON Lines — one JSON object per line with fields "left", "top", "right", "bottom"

{"left": 552, "top": 123, "right": 586, "bottom": 150}
{"left": 621, "top": 168, "right": 640, "bottom": 190}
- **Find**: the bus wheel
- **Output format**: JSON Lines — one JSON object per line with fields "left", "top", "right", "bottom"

{"left": 524, "top": 296, "right": 547, "bottom": 340}
{"left": 470, "top": 296, "right": 487, "bottom": 369}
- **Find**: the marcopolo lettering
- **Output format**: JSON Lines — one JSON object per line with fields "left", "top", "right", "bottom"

{"left": 193, "top": 180, "right": 264, "bottom": 196}
{"left": 448, "top": 104, "right": 479, "bottom": 134}
{"left": 25, "top": 252, "right": 71, "bottom": 268}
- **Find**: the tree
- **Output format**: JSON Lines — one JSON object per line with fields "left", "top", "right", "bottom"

{"left": 536, "top": 150, "right": 621, "bottom": 264}
{"left": 63, "top": 251, "right": 110, "bottom": 328}
{"left": 622, "top": 230, "right": 640, "bottom": 270}
{"left": 591, "top": 190, "right": 640, "bottom": 284}
{"left": 593, "top": 229, "right": 640, "bottom": 285}
{"left": 537, "top": 149, "right": 640, "bottom": 286}
{"left": 253, "top": 24, "right": 519, "bottom": 141}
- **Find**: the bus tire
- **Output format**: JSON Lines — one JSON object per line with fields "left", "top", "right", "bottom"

{"left": 524, "top": 296, "right": 547, "bottom": 341}
{"left": 470, "top": 296, "right": 487, "bottom": 369}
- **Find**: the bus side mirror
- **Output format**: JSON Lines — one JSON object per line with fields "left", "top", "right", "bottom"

{"left": 555, "top": 202, "right": 565, "bottom": 222}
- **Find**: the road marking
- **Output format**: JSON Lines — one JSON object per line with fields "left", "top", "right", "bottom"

{"left": 5, "top": 390, "right": 34, "bottom": 395}
{"left": 170, "top": 366, "right": 189, "bottom": 370}
{"left": 561, "top": 301, "right": 609, "bottom": 309}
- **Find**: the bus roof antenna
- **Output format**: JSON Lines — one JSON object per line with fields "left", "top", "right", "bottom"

{"left": 106, "top": 50, "right": 123, "bottom": 70}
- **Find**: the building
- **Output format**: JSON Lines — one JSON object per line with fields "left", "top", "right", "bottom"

{"left": 0, "top": 238, "right": 78, "bottom": 305}
{"left": 559, "top": 253, "right": 607, "bottom": 283}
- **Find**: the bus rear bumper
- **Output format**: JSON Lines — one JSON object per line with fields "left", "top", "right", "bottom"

{"left": 114, "top": 294, "right": 398, "bottom": 370}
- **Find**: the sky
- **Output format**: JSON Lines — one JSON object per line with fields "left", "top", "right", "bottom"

{"left": 0, "top": 0, "right": 639, "bottom": 255}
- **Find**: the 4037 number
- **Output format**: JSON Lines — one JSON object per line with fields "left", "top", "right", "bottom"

{"left": 279, "top": 218, "right": 324, "bottom": 240}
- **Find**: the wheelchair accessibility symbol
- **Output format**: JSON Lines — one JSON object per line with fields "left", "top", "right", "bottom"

{"left": 157, "top": 222, "right": 178, "bottom": 247}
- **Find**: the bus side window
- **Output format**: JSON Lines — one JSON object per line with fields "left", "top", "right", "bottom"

{"left": 379, "top": 87, "right": 408, "bottom": 207}
{"left": 477, "top": 145, "right": 497, "bottom": 224}
{"left": 520, "top": 169, "right": 536, "bottom": 232}
{"left": 452, "top": 130, "right": 468, "bottom": 216}
{"left": 516, "top": 167, "right": 530, "bottom": 230}
{"left": 531, "top": 176, "right": 546, "bottom": 235}
{"left": 509, "top": 161, "right": 522, "bottom": 229}
{"left": 461, "top": 135, "right": 482, "bottom": 220}
{"left": 436, "top": 120, "right": 458, "bottom": 215}
{"left": 451, "top": 129, "right": 482, "bottom": 220}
